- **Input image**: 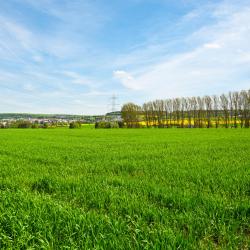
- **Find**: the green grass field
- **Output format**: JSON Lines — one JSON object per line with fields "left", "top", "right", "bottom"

{"left": 0, "top": 128, "right": 249, "bottom": 249}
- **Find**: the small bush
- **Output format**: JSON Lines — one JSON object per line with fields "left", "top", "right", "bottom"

{"left": 110, "top": 122, "right": 119, "bottom": 128}
{"left": 42, "top": 123, "right": 49, "bottom": 129}
{"left": 118, "top": 121, "right": 126, "bottom": 128}
{"left": 95, "top": 121, "right": 110, "bottom": 129}
{"left": 31, "top": 123, "right": 39, "bottom": 129}
{"left": 69, "top": 121, "right": 81, "bottom": 129}
{"left": 95, "top": 121, "right": 120, "bottom": 129}
{"left": 17, "top": 121, "right": 32, "bottom": 128}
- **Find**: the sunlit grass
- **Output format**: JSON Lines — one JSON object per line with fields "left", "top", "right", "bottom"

{"left": 0, "top": 128, "right": 249, "bottom": 249}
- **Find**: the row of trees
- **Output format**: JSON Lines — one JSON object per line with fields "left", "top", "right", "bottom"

{"left": 121, "top": 89, "right": 250, "bottom": 128}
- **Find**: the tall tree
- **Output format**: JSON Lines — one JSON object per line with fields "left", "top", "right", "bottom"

{"left": 213, "top": 95, "right": 220, "bottom": 128}
{"left": 197, "top": 97, "right": 204, "bottom": 128}
{"left": 121, "top": 103, "right": 141, "bottom": 128}
{"left": 204, "top": 96, "right": 213, "bottom": 128}
{"left": 232, "top": 91, "right": 239, "bottom": 128}
{"left": 165, "top": 99, "right": 173, "bottom": 127}
{"left": 142, "top": 102, "right": 150, "bottom": 127}
{"left": 220, "top": 94, "right": 229, "bottom": 128}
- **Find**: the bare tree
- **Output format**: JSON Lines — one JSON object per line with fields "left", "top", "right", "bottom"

{"left": 186, "top": 98, "right": 192, "bottom": 128}
{"left": 204, "top": 96, "right": 213, "bottom": 128}
{"left": 142, "top": 102, "right": 150, "bottom": 127}
{"left": 197, "top": 97, "right": 204, "bottom": 128}
{"left": 165, "top": 99, "right": 173, "bottom": 127}
{"left": 173, "top": 98, "right": 181, "bottom": 127}
{"left": 213, "top": 95, "right": 220, "bottom": 128}
{"left": 180, "top": 98, "right": 186, "bottom": 128}
{"left": 190, "top": 97, "right": 198, "bottom": 128}
{"left": 232, "top": 91, "right": 239, "bottom": 128}
{"left": 153, "top": 100, "right": 165, "bottom": 127}
{"left": 220, "top": 94, "right": 229, "bottom": 128}
{"left": 239, "top": 90, "right": 250, "bottom": 128}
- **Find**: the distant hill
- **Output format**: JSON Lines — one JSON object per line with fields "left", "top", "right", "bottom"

{"left": 0, "top": 113, "right": 83, "bottom": 120}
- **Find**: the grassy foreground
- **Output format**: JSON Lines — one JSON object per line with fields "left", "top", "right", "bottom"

{"left": 0, "top": 128, "right": 249, "bottom": 249}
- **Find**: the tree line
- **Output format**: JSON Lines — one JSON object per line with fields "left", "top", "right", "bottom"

{"left": 121, "top": 89, "right": 250, "bottom": 128}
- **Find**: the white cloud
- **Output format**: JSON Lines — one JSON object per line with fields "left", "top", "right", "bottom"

{"left": 1, "top": 19, "right": 33, "bottom": 50}
{"left": 23, "top": 83, "right": 35, "bottom": 92}
{"left": 32, "top": 55, "right": 43, "bottom": 63}
{"left": 203, "top": 43, "right": 222, "bottom": 49}
{"left": 61, "top": 71, "right": 90, "bottom": 86}
{"left": 113, "top": 3, "right": 250, "bottom": 99}
{"left": 113, "top": 70, "right": 140, "bottom": 90}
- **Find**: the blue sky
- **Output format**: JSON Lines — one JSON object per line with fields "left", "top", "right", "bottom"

{"left": 0, "top": 0, "right": 249, "bottom": 114}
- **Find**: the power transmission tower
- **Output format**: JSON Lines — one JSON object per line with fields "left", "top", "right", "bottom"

{"left": 111, "top": 94, "right": 117, "bottom": 113}
{"left": 106, "top": 94, "right": 120, "bottom": 121}
{"left": 108, "top": 94, "right": 120, "bottom": 113}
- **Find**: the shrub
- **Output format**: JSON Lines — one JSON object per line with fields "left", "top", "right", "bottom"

{"left": 31, "top": 123, "right": 39, "bottom": 129}
{"left": 118, "top": 121, "right": 126, "bottom": 128}
{"left": 69, "top": 121, "right": 81, "bottom": 129}
{"left": 16, "top": 121, "right": 32, "bottom": 128}
{"left": 95, "top": 121, "right": 109, "bottom": 129}
{"left": 42, "top": 123, "right": 49, "bottom": 129}
{"left": 110, "top": 122, "right": 119, "bottom": 128}
{"left": 95, "top": 121, "right": 120, "bottom": 129}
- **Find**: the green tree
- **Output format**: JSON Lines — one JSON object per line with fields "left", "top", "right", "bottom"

{"left": 121, "top": 103, "right": 142, "bottom": 128}
{"left": 69, "top": 121, "right": 81, "bottom": 129}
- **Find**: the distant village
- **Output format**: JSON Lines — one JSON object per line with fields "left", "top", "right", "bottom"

{"left": 0, "top": 112, "right": 122, "bottom": 128}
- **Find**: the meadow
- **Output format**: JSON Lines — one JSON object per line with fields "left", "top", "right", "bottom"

{"left": 0, "top": 128, "right": 249, "bottom": 249}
